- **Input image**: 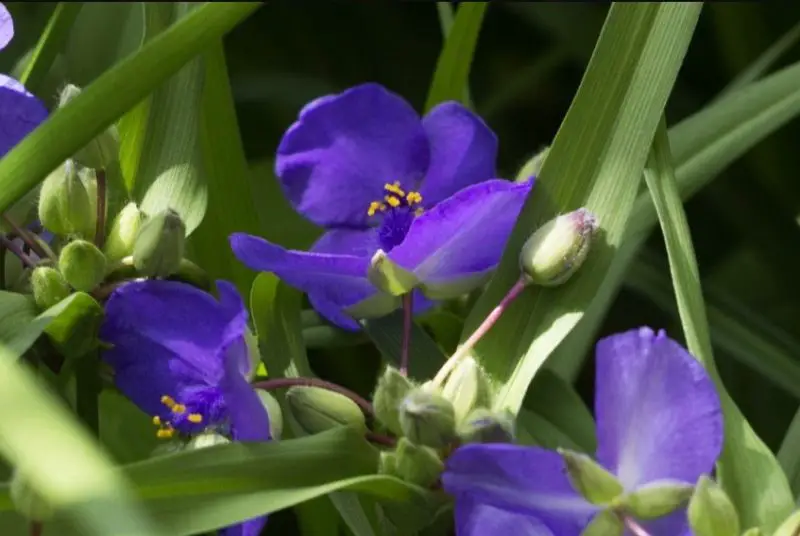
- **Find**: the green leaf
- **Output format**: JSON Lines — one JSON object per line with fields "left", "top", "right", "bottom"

{"left": 778, "top": 409, "right": 800, "bottom": 498}
{"left": 0, "top": 343, "right": 165, "bottom": 534}
{"left": 0, "top": 291, "right": 38, "bottom": 354}
{"left": 0, "top": 2, "right": 261, "bottom": 216}
{"left": 0, "top": 427, "right": 431, "bottom": 536}
{"left": 463, "top": 3, "right": 702, "bottom": 413}
{"left": 424, "top": 2, "right": 487, "bottom": 112}
{"left": 19, "top": 2, "right": 83, "bottom": 93}
{"left": 187, "top": 42, "right": 265, "bottom": 297}
{"left": 550, "top": 58, "right": 800, "bottom": 382}
{"left": 644, "top": 120, "right": 792, "bottom": 532}
{"left": 294, "top": 497, "right": 341, "bottom": 536}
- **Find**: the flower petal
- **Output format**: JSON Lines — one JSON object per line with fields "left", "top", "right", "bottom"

{"left": 276, "top": 83, "right": 429, "bottom": 228}
{"left": 230, "top": 232, "right": 377, "bottom": 330}
{"left": 219, "top": 516, "right": 268, "bottom": 536}
{"left": 312, "top": 227, "right": 381, "bottom": 258}
{"left": 388, "top": 179, "right": 532, "bottom": 296}
{"left": 594, "top": 327, "right": 723, "bottom": 490}
{"left": 455, "top": 495, "right": 556, "bottom": 536}
{"left": 220, "top": 339, "right": 271, "bottom": 442}
{"left": 419, "top": 102, "right": 498, "bottom": 205}
{"left": 637, "top": 509, "right": 691, "bottom": 536}
{"left": 0, "top": 4, "right": 12, "bottom": 51}
{"left": 0, "top": 74, "right": 48, "bottom": 157}
{"left": 443, "top": 444, "right": 596, "bottom": 533}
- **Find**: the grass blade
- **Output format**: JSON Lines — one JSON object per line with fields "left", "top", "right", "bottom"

{"left": 19, "top": 2, "right": 83, "bottom": 92}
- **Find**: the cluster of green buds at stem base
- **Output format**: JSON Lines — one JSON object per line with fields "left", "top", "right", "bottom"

{"left": 58, "top": 240, "right": 107, "bottom": 292}
{"left": 398, "top": 388, "right": 456, "bottom": 449}
{"left": 31, "top": 266, "right": 71, "bottom": 310}
{"left": 373, "top": 366, "right": 414, "bottom": 436}
{"left": 38, "top": 161, "right": 94, "bottom": 239}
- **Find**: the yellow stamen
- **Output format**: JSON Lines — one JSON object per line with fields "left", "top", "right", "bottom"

{"left": 152, "top": 415, "right": 162, "bottom": 426}
{"left": 156, "top": 428, "right": 175, "bottom": 439}
{"left": 406, "top": 191, "right": 423, "bottom": 205}
{"left": 414, "top": 207, "right": 424, "bottom": 216}
{"left": 367, "top": 201, "right": 386, "bottom": 217}
{"left": 187, "top": 413, "right": 203, "bottom": 424}
{"left": 385, "top": 195, "right": 401, "bottom": 208}
{"left": 160, "top": 395, "right": 176, "bottom": 408}
{"left": 172, "top": 404, "right": 187, "bottom": 415}
{"left": 384, "top": 181, "right": 405, "bottom": 197}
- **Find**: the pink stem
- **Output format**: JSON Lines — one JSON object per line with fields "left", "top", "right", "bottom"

{"left": 253, "top": 377, "right": 374, "bottom": 417}
{"left": 2, "top": 214, "right": 49, "bottom": 260}
{"left": 365, "top": 431, "right": 397, "bottom": 447}
{"left": 400, "top": 293, "right": 413, "bottom": 376}
{"left": 0, "top": 235, "right": 36, "bottom": 269}
{"left": 622, "top": 515, "right": 652, "bottom": 536}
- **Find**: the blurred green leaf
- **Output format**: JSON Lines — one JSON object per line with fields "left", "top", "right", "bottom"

{"left": 19, "top": 2, "right": 83, "bottom": 93}
{"left": 0, "top": 2, "right": 261, "bottom": 216}
{"left": 0, "top": 343, "right": 164, "bottom": 535}
{"left": 294, "top": 497, "right": 341, "bottom": 536}
{"left": 44, "top": 291, "right": 102, "bottom": 362}
{"left": 0, "top": 291, "right": 38, "bottom": 353}
{"left": 424, "top": 2, "right": 487, "bottom": 111}
{"left": 187, "top": 42, "right": 265, "bottom": 297}
{"left": 464, "top": 3, "right": 702, "bottom": 413}
{"left": 778, "top": 409, "right": 800, "bottom": 497}
{"left": 644, "top": 120, "right": 792, "bottom": 532}
{"left": 98, "top": 389, "right": 159, "bottom": 465}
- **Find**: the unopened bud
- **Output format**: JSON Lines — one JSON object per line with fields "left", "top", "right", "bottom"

{"left": 615, "top": 479, "right": 693, "bottom": 520}
{"left": 394, "top": 437, "right": 444, "bottom": 487}
{"left": 31, "top": 266, "right": 71, "bottom": 310}
{"left": 440, "top": 356, "right": 492, "bottom": 424}
{"left": 373, "top": 366, "right": 414, "bottom": 436}
{"left": 457, "top": 408, "right": 515, "bottom": 444}
{"left": 687, "top": 475, "right": 740, "bottom": 536}
{"left": 38, "top": 160, "right": 93, "bottom": 238}
{"left": 559, "top": 449, "right": 622, "bottom": 506}
{"left": 378, "top": 450, "right": 398, "bottom": 476}
{"left": 773, "top": 510, "right": 800, "bottom": 536}
{"left": 286, "top": 386, "right": 366, "bottom": 436}
{"left": 515, "top": 145, "right": 550, "bottom": 183}
{"left": 59, "top": 84, "right": 120, "bottom": 169}
{"left": 104, "top": 202, "right": 145, "bottom": 263}
{"left": 133, "top": 209, "right": 186, "bottom": 278}
{"left": 10, "top": 471, "right": 53, "bottom": 522}
{"left": 399, "top": 388, "right": 456, "bottom": 449}
{"left": 58, "top": 239, "right": 106, "bottom": 292}
{"left": 256, "top": 390, "right": 284, "bottom": 441}
{"left": 580, "top": 510, "right": 623, "bottom": 536}
{"left": 519, "top": 208, "right": 598, "bottom": 287}
{"left": 79, "top": 167, "right": 102, "bottom": 240}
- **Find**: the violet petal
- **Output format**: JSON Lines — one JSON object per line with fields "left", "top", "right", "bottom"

{"left": 455, "top": 495, "right": 556, "bottom": 536}
{"left": 0, "top": 74, "right": 48, "bottom": 157}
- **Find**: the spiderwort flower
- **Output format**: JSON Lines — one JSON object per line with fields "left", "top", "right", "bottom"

{"left": 100, "top": 279, "right": 271, "bottom": 536}
{"left": 230, "top": 83, "right": 532, "bottom": 330}
{"left": 442, "top": 327, "right": 723, "bottom": 535}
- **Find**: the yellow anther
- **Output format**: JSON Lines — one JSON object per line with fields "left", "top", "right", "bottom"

{"left": 384, "top": 181, "right": 406, "bottom": 197}
{"left": 385, "top": 195, "right": 401, "bottom": 208}
{"left": 367, "top": 201, "right": 386, "bottom": 217}
{"left": 156, "top": 428, "right": 175, "bottom": 439}
{"left": 187, "top": 413, "right": 203, "bottom": 424}
{"left": 406, "top": 191, "right": 423, "bottom": 205}
{"left": 160, "top": 395, "right": 176, "bottom": 409}
{"left": 152, "top": 415, "right": 162, "bottom": 426}
{"left": 172, "top": 404, "right": 187, "bottom": 415}
{"left": 414, "top": 208, "right": 424, "bottom": 217}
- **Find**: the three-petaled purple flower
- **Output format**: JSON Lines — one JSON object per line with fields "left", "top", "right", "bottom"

{"left": 0, "top": 3, "right": 48, "bottom": 155}
{"left": 100, "top": 280, "right": 271, "bottom": 536}
{"left": 230, "top": 83, "right": 532, "bottom": 330}
{"left": 442, "top": 327, "right": 723, "bottom": 535}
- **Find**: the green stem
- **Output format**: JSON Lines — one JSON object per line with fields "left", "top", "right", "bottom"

{"left": 75, "top": 355, "right": 100, "bottom": 437}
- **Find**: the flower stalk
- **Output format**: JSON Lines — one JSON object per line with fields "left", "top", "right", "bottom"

{"left": 400, "top": 293, "right": 413, "bottom": 375}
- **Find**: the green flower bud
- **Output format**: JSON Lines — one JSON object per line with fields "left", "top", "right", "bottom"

{"left": 399, "top": 388, "right": 456, "bottom": 449}
{"left": 256, "top": 390, "right": 284, "bottom": 440}
{"left": 104, "top": 202, "right": 145, "bottom": 263}
{"left": 10, "top": 471, "right": 53, "bottom": 522}
{"left": 378, "top": 450, "right": 398, "bottom": 476}
{"left": 286, "top": 386, "right": 366, "bottom": 436}
{"left": 133, "top": 209, "right": 186, "bottom": 278}
{"left": 457, "top": 408, "right": 515, "bottom": 444}
{"left": 38, "top": 161, "right": 94, "bottom": 238}
{"left": 614, "top": 479, "right": 693, "bottom": 520}
{"left": 439, "top": 355, "right": 492, "bottom": 424}
{"left": 187, "top": 432, "right": 231, "bottom": 450}
{"left": 558, "top": 448, "right": 623, "bottom": 506}
{"left": 79, "top": 167, "right": 102, "bottom": 241}
{"left": 515, "top": 145, "right": 550, "bottom": 183}
{"left": 773, "top": 510, "right": 800, "bottom": 536}
{"left": 58, "top": 240, "right": 107, "bottom": 292}
{"left": 519, "top": 208, "right": 598, "bottom": 287}
{"left": 687, "top": 475, "right": 740, "bottom": 536}
{"left": 394, "top": 437, "right": 444, "bottom": 487}
{"left": 580, "top": 510, "right": 623, "bottom": 536}
{"left": 59, "top": 84, "right": 120, "bottom": 169}
{"left": 373, "top": 366, "right": 415, "bottom": 436}
{"left": 31, "top": 266, "right": 71, "bottom": 310}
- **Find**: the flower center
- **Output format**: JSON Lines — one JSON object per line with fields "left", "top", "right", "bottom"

{"left": 367, "top": 181, "right": 424, "bottom": 251}
{"left": 152, "top": 391, "right": 225, "bottom": 439}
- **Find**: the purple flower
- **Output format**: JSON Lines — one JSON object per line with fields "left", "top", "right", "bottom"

{"left": 442, "top": 327, "right": 723, "bottom": 535}
{"left": 0, "top": 3, "right": 48, "bottom": 156}
{"left": 100, "top": 279, "right": 271, "bottom": 536}
{"left": 230, "top": 83, "right": 532, "bottom": 330}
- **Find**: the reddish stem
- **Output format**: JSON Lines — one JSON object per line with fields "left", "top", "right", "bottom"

{"left": 253, "top": 377, "right": 374, "bottom": 417}
{"left": 0, "top": 235, "right": 36, "bottom": 269}
{"left": 2, "top": 214, "right": 49, "bottom": 260}
{"left": 30, "top": 522, "right": 43, "bottom": 536}
{"left": 400, "top": 293, "right": 413, "bottom": 376}
{"left": 365, "top": 431, "right": 396, "bottom": 447}
{"left": 622, "top": 515, "right": 652, "bottom": 536}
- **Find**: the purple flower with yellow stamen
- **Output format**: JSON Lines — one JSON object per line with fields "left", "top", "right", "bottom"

{"left": 442, "top": 327, "right": 723, "bottom": 536}
{"left": 100, "top": 279, "right": 271, "bottom": 536}
{"left": 230, "top": 83, "right": 532, "bottom": 330}
{"left": 0, "top": 3, "right": 48, "bottom": 155}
